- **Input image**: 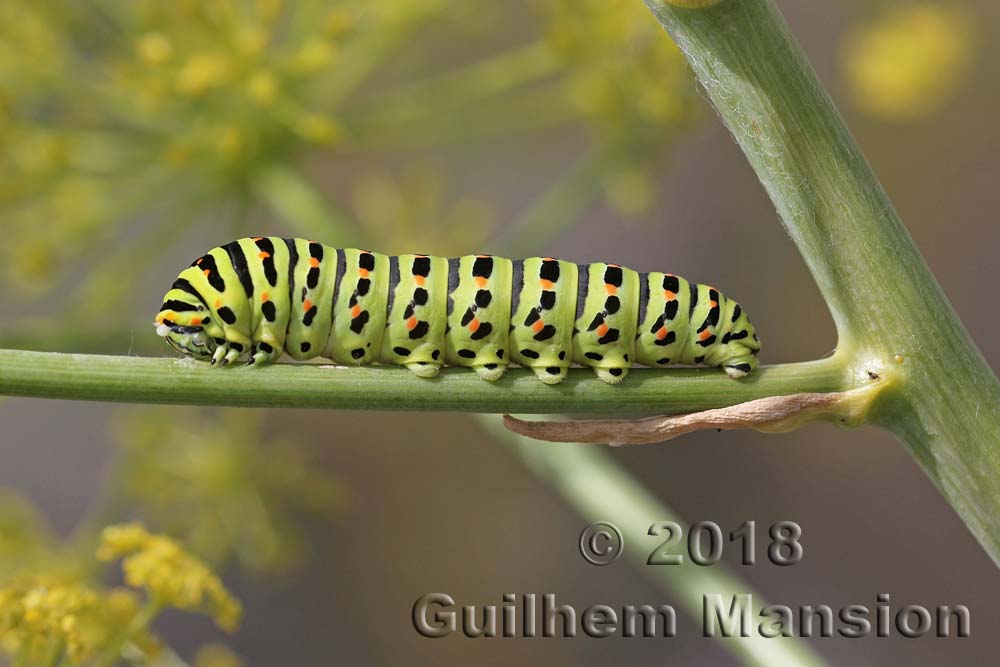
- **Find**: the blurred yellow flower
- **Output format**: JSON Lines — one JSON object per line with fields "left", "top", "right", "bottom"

{"left": 0, "top": 489, "right": 245, "bottom": 667}
{"left": 0, "top": 489, "right": 54, "bottom": 570}
{"left": 194, "top": 642, "right": 244, "bottom": 667}
{"left": 136, "top": 33, "right": 174, "bottom": 65}
{"left": 99, "top": 523, "right": 243, "bottom": 631}
{"left": 0, "top": 574, "right": 158, "bottom": 664}
{"left": 113, "top": 408, "right": 345, "bottom": 575}
{"left": 842, "top": 4, "right": 974, "bottom": 120}
{"left": 0, "top": 576, "right": 100, "bottom": 660}
{"left": 544, "top": 0, "right": 696, "bottom": 139}
{"left": 352, "top": 169, "right": 496, "bottom": 255}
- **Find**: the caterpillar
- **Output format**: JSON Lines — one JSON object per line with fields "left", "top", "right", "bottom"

{"left": 154, "top": 237, "right": 760, "bottom": 384}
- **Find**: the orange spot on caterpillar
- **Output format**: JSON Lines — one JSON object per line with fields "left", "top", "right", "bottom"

{"left": 699, "top": 330, "right": 712, "bottom": 341}
{"left": 258, "top": 251, "right": 271, "bottom": 259}
{"left": 351, "top": 305, "right": 361, "bottom": 317}
{"left": 190, "top": 317, "right": 202, "bottom": 326}
{"left": 468, "top": 318, "right": 481, "bottom": 333}
{"left": 539, "top": 279, "right": 554, "bottom": 290}
{"left": 542, "top": 257, "right": 554, "bottom": 262}
{"left": 196, "top": 258, "right": 203, "bottom": 265}
{"left": 531, "top": 319, "right": 544, "bottom": 334}
{"left": 214, "top": 299, "right": 222, "bottom": 308}
{"left": 406, "top": 316, "right": 418, "bottom": 330}
{"left": 252, "top": 236, "right": 263, "bottom": 241}
{"left": 656, "top": 327, "right": 669, "bottom": 340}
{"left": 710, "top": 300, "right": 718, "bottom": 309}
{"left": 414, "top": 275, "right": 425, "bottom": 286}
{"left": 663, "top": 290, "right": 677, "bottom": 300}
{"left": 358, "top": 268, "right": 369, "bottom": 278}
{"left": 261, "top": 292, "right": 270, "bottom": 302}
{"left": 309, "top": 257, "right": 320, "bottom": 268}
{"left": 604, "top": 284, "right": 617, "bottom": 295}
{"left": 203, "top": 269, "right": 211, "bottom": 278}
{"left": 475, "top": 277, "right": 488, "bottom": 288}
{"left": 303, "top": 299, "right": 313, "bottom": 311}
{"left": 597, "top": 323, "right": 609, "bottom": 337}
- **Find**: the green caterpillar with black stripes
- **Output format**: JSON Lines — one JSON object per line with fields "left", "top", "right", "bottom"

{"left": 155, "top": 237, "right": 761, "bottom": 384}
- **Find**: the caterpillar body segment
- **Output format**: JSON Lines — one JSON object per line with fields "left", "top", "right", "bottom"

{"left": 446, "top": 255, "right": 513, "bottom": 381}
{"left": 575, "top": 262, "right": 640, "bottom": 384}
{"left": 509, "top": 258, "right": 577, "bottom": 384}
{"left": 155, "top": 237, "right": 761, "bottom": 383}
{"left": 382, "top": 254, "right": 449, "bottom": 378}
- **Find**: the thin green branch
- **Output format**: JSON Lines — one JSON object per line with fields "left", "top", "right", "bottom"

{"left": 346, "top": 41, "right": 559, "bottom": 128}
{"left": 254, "top": 166, "right": 361, "bottom": 246}
{"left": 0, "top": 349, "right": 847, "bottom": 414}
{"left": 641, "top": 0, "right": 1000, "bottom": 564}
{"left": 479, "top": 415, "right": 831, "bottom": 667}
{"left": 498, "top": 149, "right": 609, "bottom": 257}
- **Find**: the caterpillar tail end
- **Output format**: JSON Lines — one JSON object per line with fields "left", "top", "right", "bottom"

{"left": 722, "top": 357, "right": 757, "bottom": 379}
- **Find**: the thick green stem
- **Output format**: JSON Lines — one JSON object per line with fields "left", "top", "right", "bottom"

{"left": 641, "top": 0, "right": 1000, "bottom": 562}
{"left": 0, "top": 349, "right": 846, "bottom": 414}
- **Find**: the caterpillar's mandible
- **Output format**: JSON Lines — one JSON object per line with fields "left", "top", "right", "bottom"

{"left": 154, "top": 237, "right": 761, "bottom": 384}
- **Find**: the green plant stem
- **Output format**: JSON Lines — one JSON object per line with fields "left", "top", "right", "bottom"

{"left": 95, "top": 598, "right": 163, "bottom": 667}
{"left": 346, "top": 41, "right": 559, "bottom": 129}
{"left": 0, "top": 349, "right": 846, "bottom": 414}
{"left": 254, "top": 166, "right": 361, "bottom": 246}
{"left": 499, "top": 149, "right": 609, "bottom": 258}
{"left": 641, "top": 0, "right": 1000, "bottom": 562}
{"left": 479, "top": 415, "right": 830, "bottom": 667}
{"left": 43, "top": 637, "right": 65, "bottom": 667}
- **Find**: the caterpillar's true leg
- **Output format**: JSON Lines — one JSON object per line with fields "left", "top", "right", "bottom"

{"left": 406, "top": 361, "right": 441, "bottom": 378}
{"left": 473, "top": 363, "right": 507, "bottom": 381}
{"left": 593, "top": 366, "right": 629, "bottom": 385}
{"left": 247, "top": 342, "right": 281, "bottom": 366}
{"left": 211, "top": 340, "right": 230, "bottom": 366}
{"left": 221, "top": 346, "right": 243, "bottom": 366}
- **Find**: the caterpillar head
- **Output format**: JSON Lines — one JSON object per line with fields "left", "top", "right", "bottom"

{"left": 154, "top": 290, "right": 217, "bottom": 360}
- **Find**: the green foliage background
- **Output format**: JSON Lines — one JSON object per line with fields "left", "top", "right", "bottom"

{"left": 1, "top": 1, "right": 998, "bottom": 665}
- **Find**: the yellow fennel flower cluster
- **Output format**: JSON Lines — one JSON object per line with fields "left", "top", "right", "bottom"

{"left": 352, "top": 168, "right": 496, "bottom": 256}
{"left": 113, "top": 408, "right": 344, "bottom": 575}
{"left": 540, "top": 0, "right": 698, "bottom": 215}
{"left": 0, "top": 0, "right": 430, "bottom": 294}
{"left": 842, "top": 4, "right": 974, "bottom": 120}
{"left": 98, "top": 523, "right": 243, "bottom": 631}
{"left": 0, "top": 575, "right": 155, "bottom": 664}
{"left": 0, "top": 576, "right": 99, "bottom": 660}
{"left": 543, "top": 0, "right": 697, "bottom": 145}
{"left": 0, "top": 497, "right": 241, "bottom": 666}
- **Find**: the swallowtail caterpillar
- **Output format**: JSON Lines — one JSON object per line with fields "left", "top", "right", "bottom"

{"left": 155, "top": 237, "right": 761, "bottom": 384}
